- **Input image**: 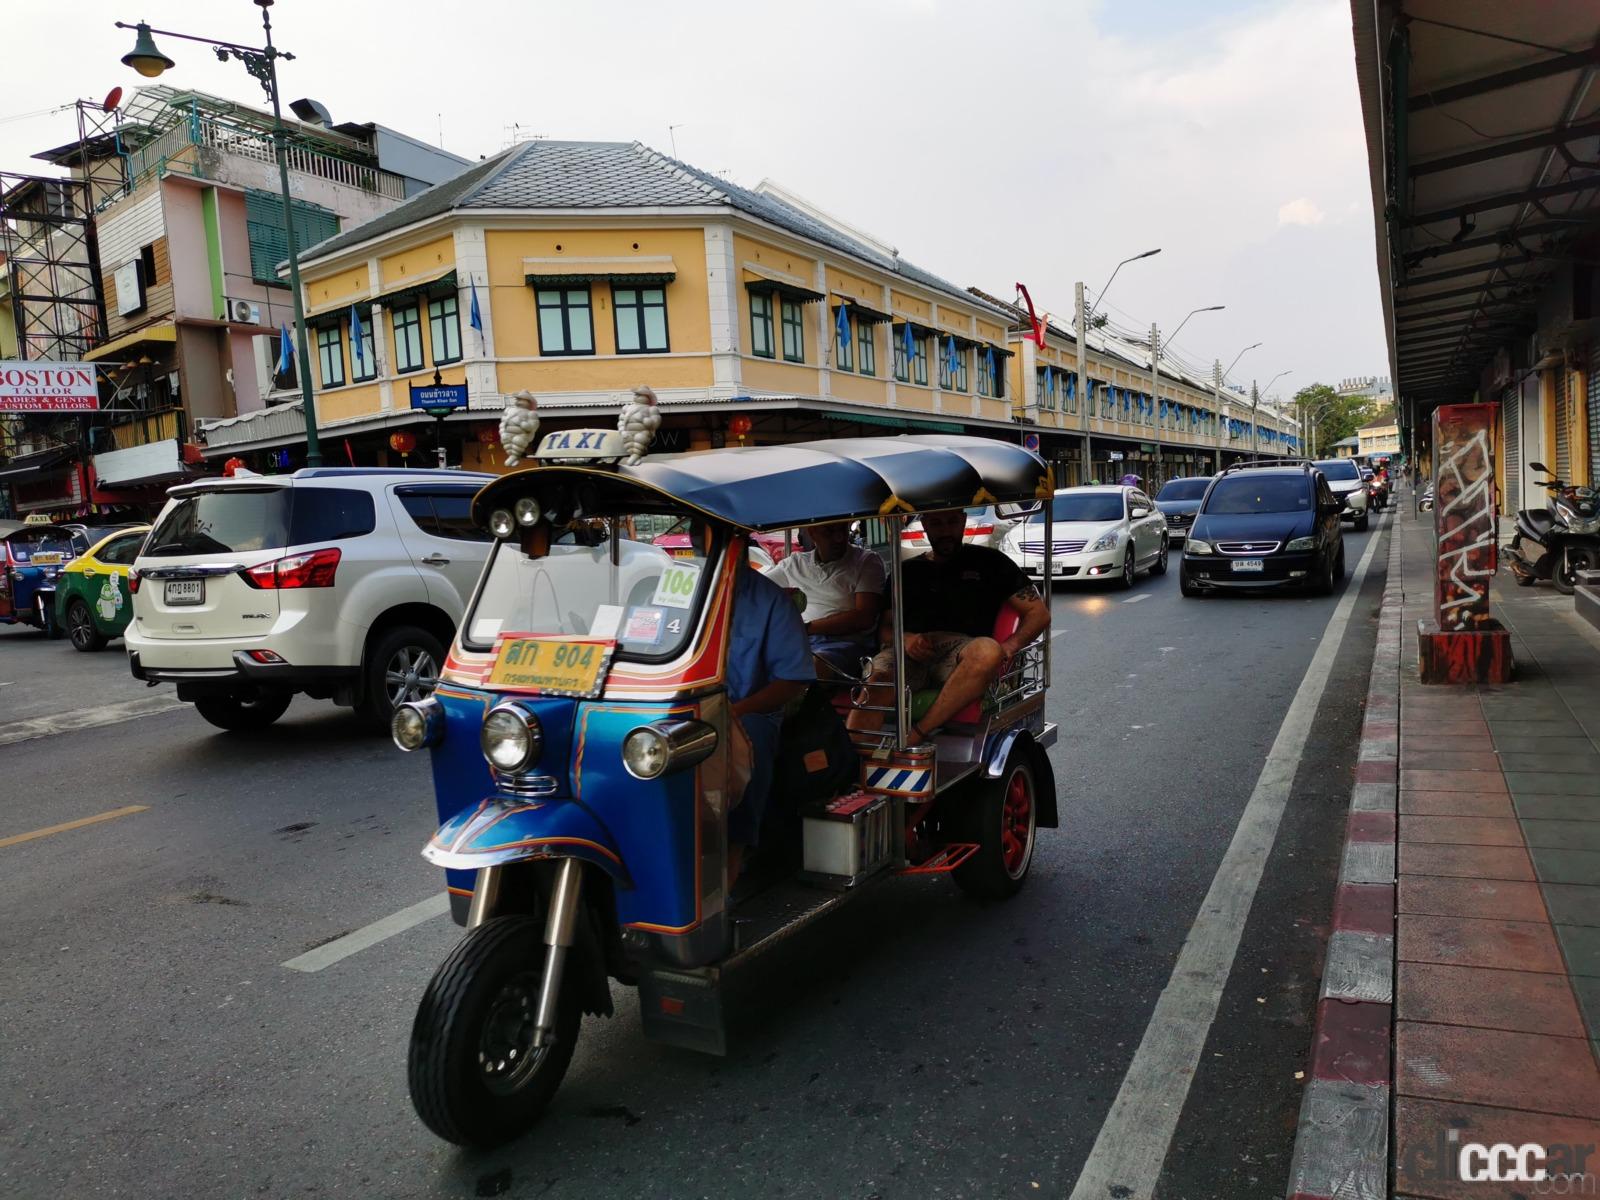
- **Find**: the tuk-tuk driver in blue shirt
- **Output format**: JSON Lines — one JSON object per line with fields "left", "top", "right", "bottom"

{"left": 720, "top": 530, "right": 815, "bottom": 883}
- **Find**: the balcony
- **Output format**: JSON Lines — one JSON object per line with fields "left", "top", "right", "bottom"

{"left": 121, "top": 113, "right": 405, "bottom": 202}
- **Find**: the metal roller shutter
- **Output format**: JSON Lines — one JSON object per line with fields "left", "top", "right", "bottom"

{"left": 1590, "top": 343, "right": 1600, "bottom": 482}
{"left": 1556, "top": 365, "right": 1572, "bottom": 480}
{"left": 1503, "top": 384, "right": 1521, "bottom": 513}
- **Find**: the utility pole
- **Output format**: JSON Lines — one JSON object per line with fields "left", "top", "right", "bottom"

{"left": 1149, "top": 321, "right": 1160, "bottom": 464}
{"left": 1250, "top": 380, "right": 1260, "bottom": 459}
{"left": 1076, "top": 282, "right": 1090, "bottom": 486}
{"left": 1212, "top": 360, "right": 1224, "bottom": 472}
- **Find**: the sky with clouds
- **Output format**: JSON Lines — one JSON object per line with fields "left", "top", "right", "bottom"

{"left": 0, "top": 0, "right": 1388, "bottom": 402}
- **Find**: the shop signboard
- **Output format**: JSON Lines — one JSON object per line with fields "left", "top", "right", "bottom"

{"left": 0, "top": 362, "right": 99, "bottom": 412}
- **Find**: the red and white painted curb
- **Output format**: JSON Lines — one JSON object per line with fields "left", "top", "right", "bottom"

{"left": 1285, "top": 526, "right": 1403, "bottom": 1200}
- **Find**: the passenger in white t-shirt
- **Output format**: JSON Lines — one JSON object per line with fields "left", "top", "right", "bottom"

{"left": 765, "top": 521, "right": 886, "bottom": 677}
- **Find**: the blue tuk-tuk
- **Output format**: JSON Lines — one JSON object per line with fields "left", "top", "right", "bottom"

{"left": 393, "top": 429, "right": 1060, "bottom": 1146}
{"left": 0, "top": 522, "right": 93, "bottom": 635}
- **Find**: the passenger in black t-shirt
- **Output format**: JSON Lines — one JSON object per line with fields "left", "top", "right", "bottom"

{"left": 847, "top": 508, "right": 1050, "bottom": 744}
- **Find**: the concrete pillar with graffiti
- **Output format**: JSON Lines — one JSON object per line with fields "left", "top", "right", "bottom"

{"left": 1418, "top": 401, "right": 1513, "bottom": 683}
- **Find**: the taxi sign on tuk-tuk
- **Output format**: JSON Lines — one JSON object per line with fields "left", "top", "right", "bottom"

{"left": 535, "top": 428, "right": 626, "bottom": 464}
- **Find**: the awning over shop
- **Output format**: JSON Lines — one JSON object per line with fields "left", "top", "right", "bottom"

{"left": 1353, "top": 4, "right": 1600, "bottom": 429}
{"left": 0, "top": 445, "right": 76, "bottom": 482}
{"left": 822, "top": 410, "right": 965, "bottom": 434}
{"left": 743, "top": 267, "right": 825, "bottom": 304}
{"left": 372, "top": 269, "right": 457, "bottom": 310}
{"left": 524, "top": 256, "right": 677, "bottom": 287}
{"left": 83, "top": 322, "right": 177, "bottom": 363}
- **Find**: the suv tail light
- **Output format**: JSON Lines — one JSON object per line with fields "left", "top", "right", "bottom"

{"left": 128, "top": 566, "right": 140, "bottom": 594}
{"left": 242, "top": 547, "right": 341, "bottom": 589}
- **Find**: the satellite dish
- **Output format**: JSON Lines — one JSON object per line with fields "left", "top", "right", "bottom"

{"left": 103, "top": 86, "right": 123, "bottom": 112}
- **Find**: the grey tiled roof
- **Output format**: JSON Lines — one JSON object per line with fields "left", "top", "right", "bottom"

{"left": 299, "top": 140, "right": 1008, "bottom": 316}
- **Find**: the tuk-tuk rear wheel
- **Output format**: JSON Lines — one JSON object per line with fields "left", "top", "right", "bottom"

{"left": 953, "top": 754, "right": 1037, "bottom": 900}
{"left": 409, "top": 914, "right": 580, "bottom": 1147}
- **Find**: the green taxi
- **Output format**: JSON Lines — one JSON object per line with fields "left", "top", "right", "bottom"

{"left": 55, "top": 525, "right": 149, "bottom": 652}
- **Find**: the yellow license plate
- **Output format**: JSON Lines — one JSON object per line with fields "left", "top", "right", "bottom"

{"left": 488, "top": 636, "right": 614, "bottom": 697}
{"left": 30, "top": 552, "right": 63, "bottom": 565}
{"left": 669, "top": 548, "right": 695, "bottom": 558}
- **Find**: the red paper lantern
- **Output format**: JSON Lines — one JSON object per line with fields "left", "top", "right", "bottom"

{"left": 477, "top": 425, "right": 500, "bottom": 445}
{"left": 729, "top": 415, "right": 753, "bottom": 438}
{"left": 389, "top": 431, "right": 417, "bottom": 455}
{"left": 223, "top": 456, "right": 246, "bottom": 477}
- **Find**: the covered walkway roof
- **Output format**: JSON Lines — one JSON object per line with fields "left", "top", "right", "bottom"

{"left": 1353, "top": 2, "right": 1600, "bottom": 437}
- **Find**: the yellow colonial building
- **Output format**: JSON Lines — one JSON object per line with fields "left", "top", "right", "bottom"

{"left": 202, "top": 141, "right": 1022, "bottom": 469}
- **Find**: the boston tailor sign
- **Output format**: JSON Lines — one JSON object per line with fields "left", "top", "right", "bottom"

{"left": 0, "top": 362, "right": 99, "bottom": 412}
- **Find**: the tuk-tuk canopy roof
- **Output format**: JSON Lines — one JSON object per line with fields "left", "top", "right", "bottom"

{"left": 472, "top": 435, "right": 1053, "bottom": 532}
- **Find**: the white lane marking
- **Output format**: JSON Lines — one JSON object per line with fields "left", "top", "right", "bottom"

{"left": 0, "top": 696, "right": 187, "bottom": 747}
{"left": 1122, "top": 593, "right": 1151, "bottom": 604}
{"left": 1067, "top": 513, "right": 1387, "bottom": 1200}
{"left": 282, "top": 893, "right": 450, "bottom": 973}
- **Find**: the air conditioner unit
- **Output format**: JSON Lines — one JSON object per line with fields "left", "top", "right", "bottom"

{"left": 227, "top": 297, "right": 263, "bottom": 325}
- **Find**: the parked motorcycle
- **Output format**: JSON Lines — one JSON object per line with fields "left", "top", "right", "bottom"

{"left": 1504, "top": 462, "right": 1600, "bottom": 595}
{"left": 1418, "top": 484, "right": 1434, "bottom": 513}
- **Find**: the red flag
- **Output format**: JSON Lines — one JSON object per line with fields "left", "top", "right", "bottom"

{"left": 1016, "top": 283, "right": 1047, "bottom": 348}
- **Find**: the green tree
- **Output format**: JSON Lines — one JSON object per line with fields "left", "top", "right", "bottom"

{"left": 1293, "top": 383, "right": 1386, "bottom": 455}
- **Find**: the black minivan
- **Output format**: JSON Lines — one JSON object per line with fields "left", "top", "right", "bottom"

{"left": 1179, "top": 464, "right": 1345, "bottom": 596}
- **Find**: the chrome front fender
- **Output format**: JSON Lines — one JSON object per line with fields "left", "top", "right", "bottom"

{"left": 423, "top": 796, "right": 632, "bottom": 887}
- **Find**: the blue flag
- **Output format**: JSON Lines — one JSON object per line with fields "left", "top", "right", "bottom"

{"left": 987, "top": 347, "right": 996, "bottom": 380}
{"left": 835, "top": 303, "right": 850, "bottom": 348}
{"left": 277, "top": 322, "right": 293, "bottom": 376}
{"left": 1046, "top": 368, "right": 1056, "bottom": 398}
{"left": 1065, "top": 372, "right": 1075, "bottom": 403}
{"left": 349, "top": 305, "right": 365, "bottom": 372}
{"left": 945, "top": 335, "right": 958, "bottom": 377}
{"left": 469, "top": 278, "right": 483, "bottom": 335}
{"left": 902, "top": 322, "right": 915, "bottom": 365}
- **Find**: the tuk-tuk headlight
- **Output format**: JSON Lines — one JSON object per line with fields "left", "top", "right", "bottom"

{"left": 622, "top": 720, "right": 718, "bottom": 781}
{"left": 392, "top": 697, "right": 444, "bottom": 752}
{"left": 488, "top": 509, "right": 516, "bottom": 539}
{"left": 514, "top": 497, "right": 542, "bottom": 526}
{"left": 482, "top": 702, "right": 543, "bottom": 773}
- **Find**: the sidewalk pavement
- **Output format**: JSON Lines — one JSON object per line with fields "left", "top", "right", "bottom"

{"left": 1391, "top": 497, "right": 1600, "bottom": 1198}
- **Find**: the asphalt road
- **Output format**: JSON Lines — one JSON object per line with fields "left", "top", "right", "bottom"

{"left": 0, "top": 515, "right": 1391, "bottom": 1200}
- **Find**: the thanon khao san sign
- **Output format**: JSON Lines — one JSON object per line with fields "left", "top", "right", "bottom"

{"left": 0, "top": 362, "right": 99, "bottom": 412}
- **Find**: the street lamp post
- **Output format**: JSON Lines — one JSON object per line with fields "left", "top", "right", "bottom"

{"left": 1077, "top": 248, "right": 1159, "bottom": 485}
{"left": 1213, "top": 342, "right": 1261, "bottom": 471}
{"left": 1153, "top": 305, "right": 1222, "bottom": 475}
{"left": 1254, "top": 369, "right": 1292, "bottom": 459}
{"left": 117, "top": 1, "right": 322, "bottom": 465}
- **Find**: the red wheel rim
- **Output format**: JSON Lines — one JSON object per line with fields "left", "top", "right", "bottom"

{"left": 1000, "top": 767, "right": 1034, "bottom": 877}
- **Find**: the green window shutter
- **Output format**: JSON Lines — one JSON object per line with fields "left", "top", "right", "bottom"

{"left": 245, "top": 191, "right": 340, "bottom": 285}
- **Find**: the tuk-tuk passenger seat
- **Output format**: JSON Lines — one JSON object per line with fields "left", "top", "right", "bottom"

{"left": 910, "top": 606, "right": 1022, "bottom": 728}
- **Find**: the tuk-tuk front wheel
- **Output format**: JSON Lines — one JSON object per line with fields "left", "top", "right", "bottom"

{"left": 954, "top": 755, "right": 1037, "bottom": 900}
{"left": 409, "top": 914, "right": 581, "bottom": 1147}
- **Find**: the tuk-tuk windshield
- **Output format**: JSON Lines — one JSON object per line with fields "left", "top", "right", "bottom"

{"left": 8, "top": 530, "right": 84, "bottom": 562}
{"left": 464, "top": 516, "right": 717, "bottom": 663}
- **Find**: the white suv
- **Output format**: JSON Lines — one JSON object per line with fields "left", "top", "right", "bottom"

{"left": 1313, "top": 459, "right": 1371, "bottom": 532}
{"left": 127, "top": 468, "right": 495, "bottom": 731}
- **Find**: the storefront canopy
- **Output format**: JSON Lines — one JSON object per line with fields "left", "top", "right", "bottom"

{"left": 1354, "top": 2, "right": 1600, "bottom": 430}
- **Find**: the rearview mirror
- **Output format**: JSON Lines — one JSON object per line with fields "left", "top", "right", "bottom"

{"left": 1130, "top": 506, "right": 1150, "bottom": 519}
{"left": 1530, "top": 462, "right": 1549, "bottom": 474}
{"left": 995, "top": 502, "right": 1039, "bottom": 520}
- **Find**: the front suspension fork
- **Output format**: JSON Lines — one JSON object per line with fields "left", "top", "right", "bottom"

{"left": 466, "top": 860, "right": 584, "bottom": 1048}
